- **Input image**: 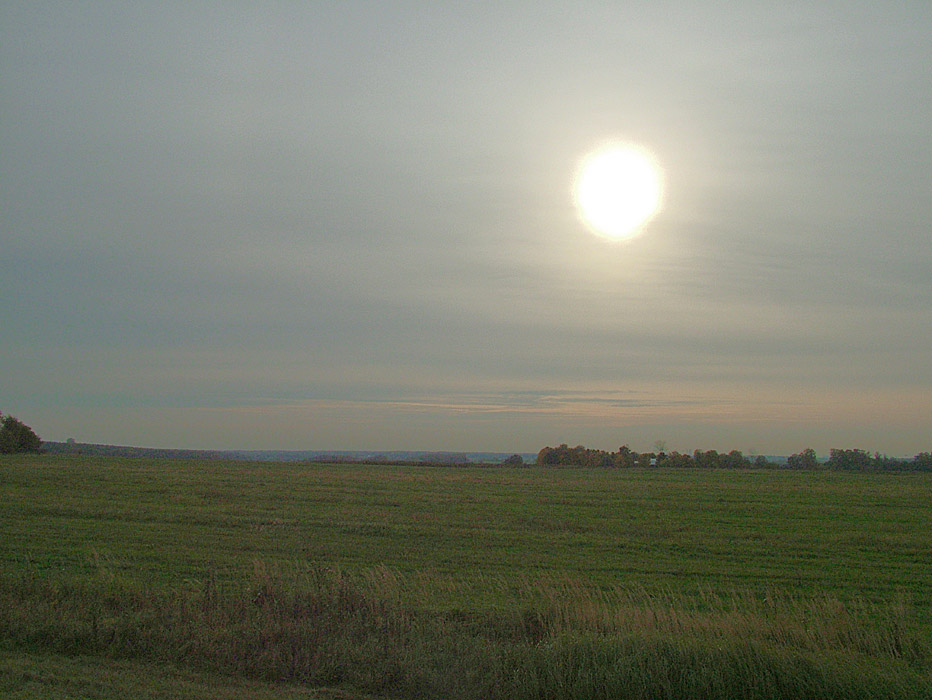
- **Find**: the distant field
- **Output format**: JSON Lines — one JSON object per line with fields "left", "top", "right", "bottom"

{"left": 2, "top": 454, "right": 931, "bottom": 698}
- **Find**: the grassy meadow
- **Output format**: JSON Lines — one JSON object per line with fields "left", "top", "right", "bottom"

{"left": 1, "top": 454, "right": 931, "bottom": 698}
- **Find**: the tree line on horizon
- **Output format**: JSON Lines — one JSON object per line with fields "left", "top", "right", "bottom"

{"left": 4, "top": 408, "right": 930, "bottom": 472}
{"left": 536, "top": 443, "right": 932, "bottom": 471}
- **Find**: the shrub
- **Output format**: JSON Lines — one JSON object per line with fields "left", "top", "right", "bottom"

{"left": 0, "top": 413, "right": 42, "bottom": 454}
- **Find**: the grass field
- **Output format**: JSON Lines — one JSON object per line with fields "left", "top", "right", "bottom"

{"left": 1, "top": 454, "right": 931, "bottom": 698}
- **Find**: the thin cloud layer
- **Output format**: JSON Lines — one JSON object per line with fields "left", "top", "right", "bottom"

{"left": 1, "top": 3, "right": 930, "bottom": 454}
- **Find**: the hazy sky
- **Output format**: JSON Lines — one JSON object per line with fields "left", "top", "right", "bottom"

{"left": 2, "top": 3, "right": 930, "bottom": 455}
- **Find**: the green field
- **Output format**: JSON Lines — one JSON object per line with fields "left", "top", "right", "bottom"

{"left": 2, "top": 454, "right": 931, "bottom": 698}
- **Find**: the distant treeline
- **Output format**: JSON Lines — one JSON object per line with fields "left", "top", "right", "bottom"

{"left": 42, "top": 442, "right": 234, "bottom": 460}
{"left": 40, "top": 442, "right": 533, "bottom": 466}
{"left": 537, "top": 444, "right": 932, "bottom": 471}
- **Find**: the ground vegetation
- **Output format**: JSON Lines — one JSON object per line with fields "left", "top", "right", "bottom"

{"left": 2, "top": 455, "right": 930, "bottom": 698}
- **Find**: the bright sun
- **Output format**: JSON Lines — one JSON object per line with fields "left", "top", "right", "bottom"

{"left": 574, "top": 142, "right": 663, "bottom": 241}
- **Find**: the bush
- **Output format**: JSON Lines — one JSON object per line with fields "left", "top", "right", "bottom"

{"left": 0, "top": 413, "right": 42, "bottom": 454}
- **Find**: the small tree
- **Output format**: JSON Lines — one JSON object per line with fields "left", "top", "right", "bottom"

{"left": 827, "top": 448, "right": 872, "bottom": 471}
{"left": 0, "top": 413, "right": 42, "bottom": 454}
{"left": 787, "top": 448, "right": 818, "bottom": 469}
{"left": 503, "top": 454, "right": 524, "bottom": 466}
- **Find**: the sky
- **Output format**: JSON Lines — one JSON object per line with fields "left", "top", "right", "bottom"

{"left": 2, "top": 2, "right": 930, "bottom": 456}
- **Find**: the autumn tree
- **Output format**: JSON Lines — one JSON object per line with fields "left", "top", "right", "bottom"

{"left": 787, "top": 448, "right": 819, "bottom": 469}
{"left": 826, "top": 448, "right": 872, "bottom": 471}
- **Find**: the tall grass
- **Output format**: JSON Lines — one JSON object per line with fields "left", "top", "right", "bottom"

{"left": 2, "top": 561, "right": 928, "bottom": 699}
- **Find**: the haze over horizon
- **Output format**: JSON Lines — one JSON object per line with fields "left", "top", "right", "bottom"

{"left": 2, "top": 3, "right": 930, "bottom": 457}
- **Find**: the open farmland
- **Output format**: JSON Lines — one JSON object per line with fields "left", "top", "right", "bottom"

{"left": 2, "top": 454, "right": 931, "bottom": 698}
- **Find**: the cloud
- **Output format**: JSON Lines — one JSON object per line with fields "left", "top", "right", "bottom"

{"left": 1, "top": 3, "right": 930, "bottom": 454}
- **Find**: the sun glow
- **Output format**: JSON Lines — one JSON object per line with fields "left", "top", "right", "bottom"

{"left": 574, "top": 143, "right": 663, "bottom": 240}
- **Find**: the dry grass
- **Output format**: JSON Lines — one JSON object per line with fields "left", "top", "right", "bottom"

{"left": 2, "top": 561, "right": 929, "bottom": 699}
